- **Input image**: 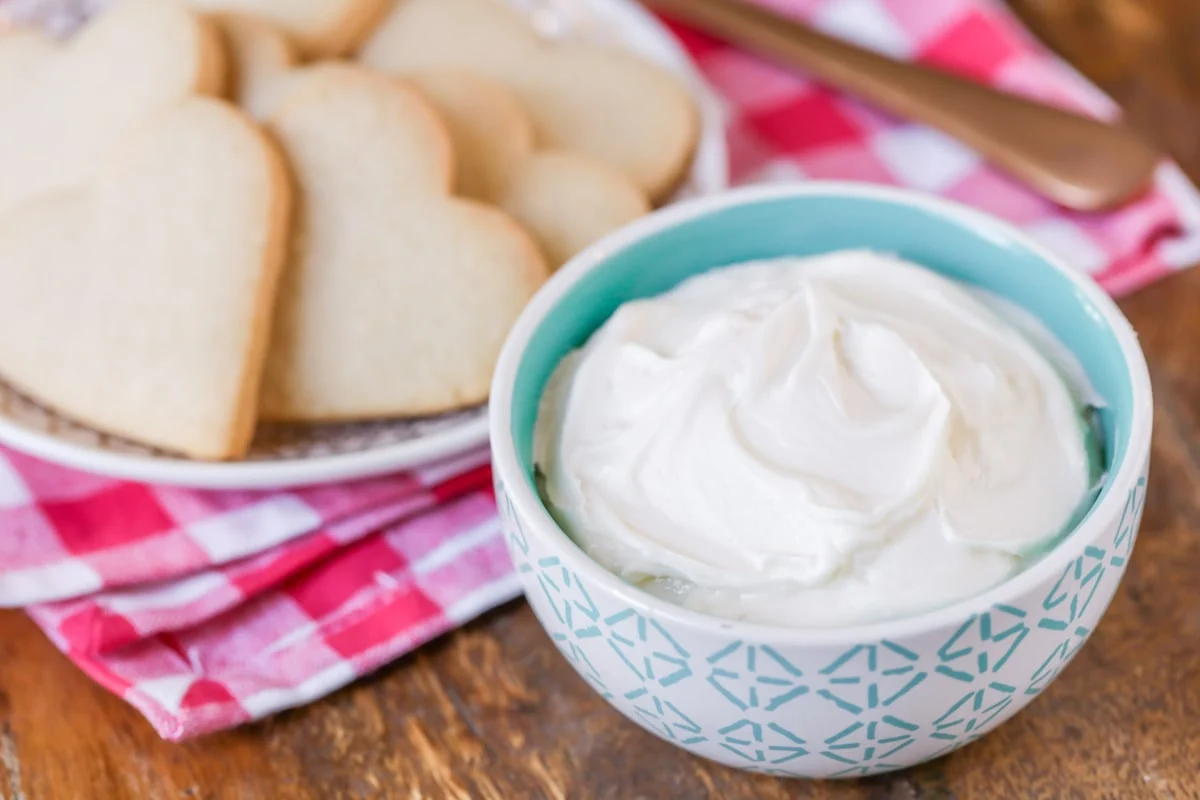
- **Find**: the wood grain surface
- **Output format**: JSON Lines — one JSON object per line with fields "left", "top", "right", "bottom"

{"left": 3, "top": 1, "right": 1200, "bottom": 797}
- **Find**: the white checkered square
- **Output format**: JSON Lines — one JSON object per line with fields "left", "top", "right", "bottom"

{"left": 0, "top": 456, "right": 30, "bottom": 510}
{"left": 132, "top": 675, "right": 196, "bottom": 715}
{"left": 871, "top": 125, "right": 982, "bottom": 192}
{"left": 746, "top": 158, "right": 809, "bottom": 184}
{"left": 813, "top": 0, "right": 914, "bottom": 58}
{"left": 187, "top": 495, "right": 322, "bottom": 563}
{"left": 1025, "top": 219, "right": 1109, "bottom": 274}
{"left": 240, "top": 661, "right": 358, "bottom": 718}
{"left": 104, "top": 570, "right": 232, "bottom": 615}
{"left": 2, "top": 560, "right": 102, "bottom": 605}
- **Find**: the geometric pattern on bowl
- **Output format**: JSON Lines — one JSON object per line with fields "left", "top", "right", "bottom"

{"left": 497, "top": 470, "right": 1148, "bottom": 779}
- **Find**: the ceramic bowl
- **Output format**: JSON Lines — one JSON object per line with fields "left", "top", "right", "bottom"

{"left": 488, "top": 183, "right": 1152, "bottom": 778}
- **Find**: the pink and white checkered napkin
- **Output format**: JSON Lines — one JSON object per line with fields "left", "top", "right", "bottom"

{"left": 27, "top": 483, "right": 518, "bottom": 741}
{"left": 3, "top": 0, "right": 1200, "bottom": 742}
{"left": 3, "top": 445, "right": 520, "bottom": 740}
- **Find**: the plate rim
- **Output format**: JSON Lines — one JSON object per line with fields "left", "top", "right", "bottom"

{"left": 0, "top": 404, "right": 492, "bottom": 489}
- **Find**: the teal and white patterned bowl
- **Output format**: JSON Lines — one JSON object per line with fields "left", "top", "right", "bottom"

{"left": 488, "top": 183, "right": 1152, "bottom": 778}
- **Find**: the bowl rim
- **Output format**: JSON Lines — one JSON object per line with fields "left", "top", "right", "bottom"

{"left": 489, "top": 181, "right": 1154, "bottom": 646}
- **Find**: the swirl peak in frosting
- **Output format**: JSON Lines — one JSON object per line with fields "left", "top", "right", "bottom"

{"left": 535, "top": 251, "right": 1096, "bottom": 627}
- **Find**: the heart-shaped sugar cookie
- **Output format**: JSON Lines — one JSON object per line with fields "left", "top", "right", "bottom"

{"left": 408, "top": 70, "right": 649, "bottom": 268}
{"left": 259, "top": 64, "right": 549, "bottom": 422}
{"left": 500, "top": 150, "right": 650, "bottom": 268}
{"left": 359, "top": 0, "right": 699, "bottom": 202}
{"left": 405, "top": 70, "right": 535, "bottom": 205}
{"left": 182, "top": 0, "right": 388, "bottom": 57}
{"left": 0, "top": 29, "right": 55, "bottom": 101}
{"left": 0, "top": 98, "right": 291, "bottom": 460}
{"left": 212, "top": 12, "right": 298, "bottom": 120}
{"left": 0, "top": 0, "right": 225, "bottom": 218}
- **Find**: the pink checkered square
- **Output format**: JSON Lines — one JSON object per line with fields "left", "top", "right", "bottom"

{"left": 286, "top": 535, "right": 409, "bottom": 619}
{"left": 747, "top": 87, "right": 869, "bottom": 151}
{"left": 41, "top": 483, "right": 174, "bottom": 553}
{"left": 919, "top": 9, "right": 1021, "bottom": 79}
{"left": 322, "top": 582, "right": 443, "bottom": 659}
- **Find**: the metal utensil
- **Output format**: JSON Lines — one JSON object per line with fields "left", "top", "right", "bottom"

{"left": 643, "top": 0, "right": 1161, "bottom": 211}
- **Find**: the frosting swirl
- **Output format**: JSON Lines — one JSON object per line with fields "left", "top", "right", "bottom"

{"left": 535, "top": 252, "right": 1094, "bottom": 627}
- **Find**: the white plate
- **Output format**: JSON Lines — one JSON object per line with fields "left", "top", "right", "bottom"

{"left": 0, "top": 0, "right": 728, "bottom": 490}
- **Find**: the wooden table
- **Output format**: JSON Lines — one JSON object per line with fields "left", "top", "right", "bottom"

{"left": 3, "top": 2, "right": 1200, "bottom": 797}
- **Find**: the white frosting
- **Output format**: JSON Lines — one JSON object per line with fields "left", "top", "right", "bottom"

{"left": 534, "top": 252, "right": 1095, "bottom": 628}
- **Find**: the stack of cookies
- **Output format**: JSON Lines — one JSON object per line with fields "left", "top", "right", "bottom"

{"left": 0, "top": 0, "right": 699, "bottom": 461}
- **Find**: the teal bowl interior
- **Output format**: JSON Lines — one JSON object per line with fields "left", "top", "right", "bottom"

{"left": 511, "top": 191, "right": 1135, "bottom": 540}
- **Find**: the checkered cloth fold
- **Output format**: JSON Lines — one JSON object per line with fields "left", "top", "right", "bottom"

{"left": 1, "top": 0, "right": 1198, "bottom": 741}
{"left": 28, "top": 488, "right": 519, "bottom": 740}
